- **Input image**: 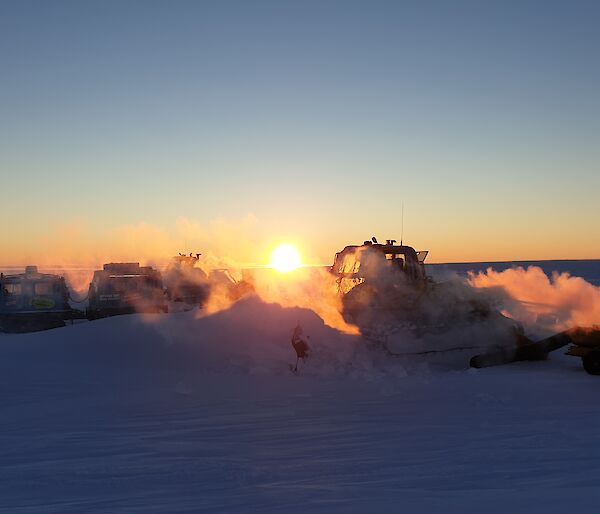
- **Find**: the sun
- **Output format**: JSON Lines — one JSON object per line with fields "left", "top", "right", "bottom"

{"left": 270, "top": 244, "right": 302, "bottom": 272}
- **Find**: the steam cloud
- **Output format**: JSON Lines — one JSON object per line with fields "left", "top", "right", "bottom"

{"left": 200, "top": 266, "right": 359, "bottom": 335}
{"left": 469, "top": 266, "right": 600, "bottom": 334}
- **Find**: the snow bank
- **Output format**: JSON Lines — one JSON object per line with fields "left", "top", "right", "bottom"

{"left": 0, "top": 296, "right": 393, "bottom": 382}
{"left": 6, "top": 297, "right": 476, "bottom": 399}
{"left": 154, "top": 295, "right": 366, "bottom": 376}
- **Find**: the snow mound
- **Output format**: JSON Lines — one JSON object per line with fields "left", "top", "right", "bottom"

{"left": 3, "top": 295, "right": 500, "bottom": 388}
{"left": 2, "top": 296, "right": 399, "bottom": 380}
{"left": 157, "top": 295, "right": 367, "bottom": 376}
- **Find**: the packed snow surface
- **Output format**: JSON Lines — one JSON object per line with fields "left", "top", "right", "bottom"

{"left": 2, "top": 262, "right": 600, "bottom": 513}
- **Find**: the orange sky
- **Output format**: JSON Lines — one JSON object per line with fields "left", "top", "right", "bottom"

{"left": 2, "top": 213, "right": 599, "bottom": 269}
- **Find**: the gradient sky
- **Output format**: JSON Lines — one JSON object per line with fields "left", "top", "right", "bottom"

{"left": 1, "top": 0, "right": 599, "bottom": 265}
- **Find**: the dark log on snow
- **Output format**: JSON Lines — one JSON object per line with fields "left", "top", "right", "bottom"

{"left": 470, "top": 331, "right": 574, "bottom": 369}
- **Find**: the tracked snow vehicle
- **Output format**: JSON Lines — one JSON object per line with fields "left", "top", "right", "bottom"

{"left": 87, "top": 263, "right": 168, "bottom": 319}
{"left": 330, "top": 238, "right": 539, "bottom": 365}
{"left": 0, "top": 266, "right": 82, "bottom": 332}
{"left": 331, "top": 238, "right": 429, "bottom": 306}
{"left": 331, "top": 238, "right": 442, "bottom": 330}
{"left": 164, "top": 253, "right": 210, "bottom": 304}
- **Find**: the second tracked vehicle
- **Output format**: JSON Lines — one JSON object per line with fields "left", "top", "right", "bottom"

{"left": 164, "top": 253, "right": 210, "bottom": 304}
{"left": 87, "top": 263, "right": 168, "bottom": 319}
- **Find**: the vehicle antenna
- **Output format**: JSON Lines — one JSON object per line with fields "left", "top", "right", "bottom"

{"left": 400, "top": 201, "right": 404, "bottom": 246}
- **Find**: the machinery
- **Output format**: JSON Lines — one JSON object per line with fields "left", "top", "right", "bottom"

{"left": 211, "top": 268, "right": 254, "bottom": 302}
{"left": 565, "top": 327, "right": 600, "bottom": 375}
{"left": 330, "top": 238, "right": 562, "bottom": 365}
{"left": 164, "top": 253, "right": 210, "bottom": 304}
{"left": 331, "top": 238, "right": 429, "bottom": 315}
{"left": 0, "top": 266, "right": 82, "bottom": 332}
{"left": 87, "top": 263, "right": 168, "bottom": 319}
{"left": 331, "top": 238, "right": 428, "bottom": 288}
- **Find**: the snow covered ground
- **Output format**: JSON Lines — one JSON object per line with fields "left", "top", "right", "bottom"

{"left": 2, "top": 262, "right": 600, "bottom": 513}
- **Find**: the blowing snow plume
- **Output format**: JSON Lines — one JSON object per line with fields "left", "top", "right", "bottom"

{"left": 163, "top": 253, "right": 210, "bottom": 305}
{"left": 469, "top": 266, "right": 600, "bottom": 335}
{"left": 200, "top": 266, "right": 359, "bottom": 335}
{"left": 9, "top": 215, "right": 262, "bottom": 272}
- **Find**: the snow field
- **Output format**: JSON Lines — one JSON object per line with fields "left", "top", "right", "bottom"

{"left": 2, "top": 295, "right": 600, "bottom": 512}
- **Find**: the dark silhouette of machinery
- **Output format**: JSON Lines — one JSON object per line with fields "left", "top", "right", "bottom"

{"left": 566, "top": 327, "right": 600, "bottom": 375}
{"left": 329, "top": 237, "right": 564, "bottom": 365}
{"left": 164, "top": 253, "right": 210, "bottom": 304}
{"left": 0, "top": 266, "right": 82, "bottom": 332}
{"left": 330, "top": 238, "right": 431, "bottom": 328}
{"left": 87, "top": 263, "right": 168, "bottom": 319}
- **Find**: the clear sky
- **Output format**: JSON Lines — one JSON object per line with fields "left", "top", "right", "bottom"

{"left": 1, "top": 0, "right": 599, "bottom": 265}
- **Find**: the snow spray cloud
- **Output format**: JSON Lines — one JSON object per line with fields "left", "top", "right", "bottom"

{"left": 469, "top": 266, "right": 600, "bottom": 334}
{"left": 248, "top": 267, "right": 359, "bottom": 335}
{"left": 60, "top": 268, "right": 94, "bottom": 299}
{"left": 4, "top": 215, "right": 262, "bottom": 289}
{"left": 7, "top": 215, "right": 262, "bottom": 269}
{"left": 200, "top": 266, "right": 360, "bottom": 335}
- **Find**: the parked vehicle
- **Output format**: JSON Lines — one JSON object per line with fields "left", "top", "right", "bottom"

{"left": 87, "top": 263, "right": 168, "bottom": 319}
{"left": 164, "top": 253, "right": 210, "bottom": 304}
{"left": 0, "top": 266, "right": 82, "bottom": 332}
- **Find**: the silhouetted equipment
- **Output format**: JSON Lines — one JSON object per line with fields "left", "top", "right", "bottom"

{"left": 87, "top": 263, "right": 167, "bottom": 319}
{"left": 330, "top": 238, "right": 429, "bottom": 294}
{"left": 0, "top": 266, "right": 83, "bottom": 332}
{"left": 565, "top": 327, "right": 600, "bottom": 374}
{"left": 469, "top": 326, "right": 600, "bottom": 371}
{"left": 165, "top": 253, "right": 209, "bottom": 304}
{"left": 329, "top": 237, "right": 540, "bottom": 363}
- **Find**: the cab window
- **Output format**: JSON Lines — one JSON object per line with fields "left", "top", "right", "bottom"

{"left": 3, "top": 283, "right": 22, "bottom": 295}
{"left": 335, "top": 253, "right": 360, "bottom": 275}
{"left": 386, "top": 253, "right": 405, "bottom": 269}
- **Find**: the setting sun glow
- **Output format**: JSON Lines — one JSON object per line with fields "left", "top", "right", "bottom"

{"left": 270, "top": 244, "right": 302, "bottom": 272}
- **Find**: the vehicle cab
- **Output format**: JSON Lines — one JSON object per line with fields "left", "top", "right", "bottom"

{"left": 0, "top": 266, "right": 76, "bottom": 332}
{"left": 330, "top": 239, "right": 428, "bottom": 293}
